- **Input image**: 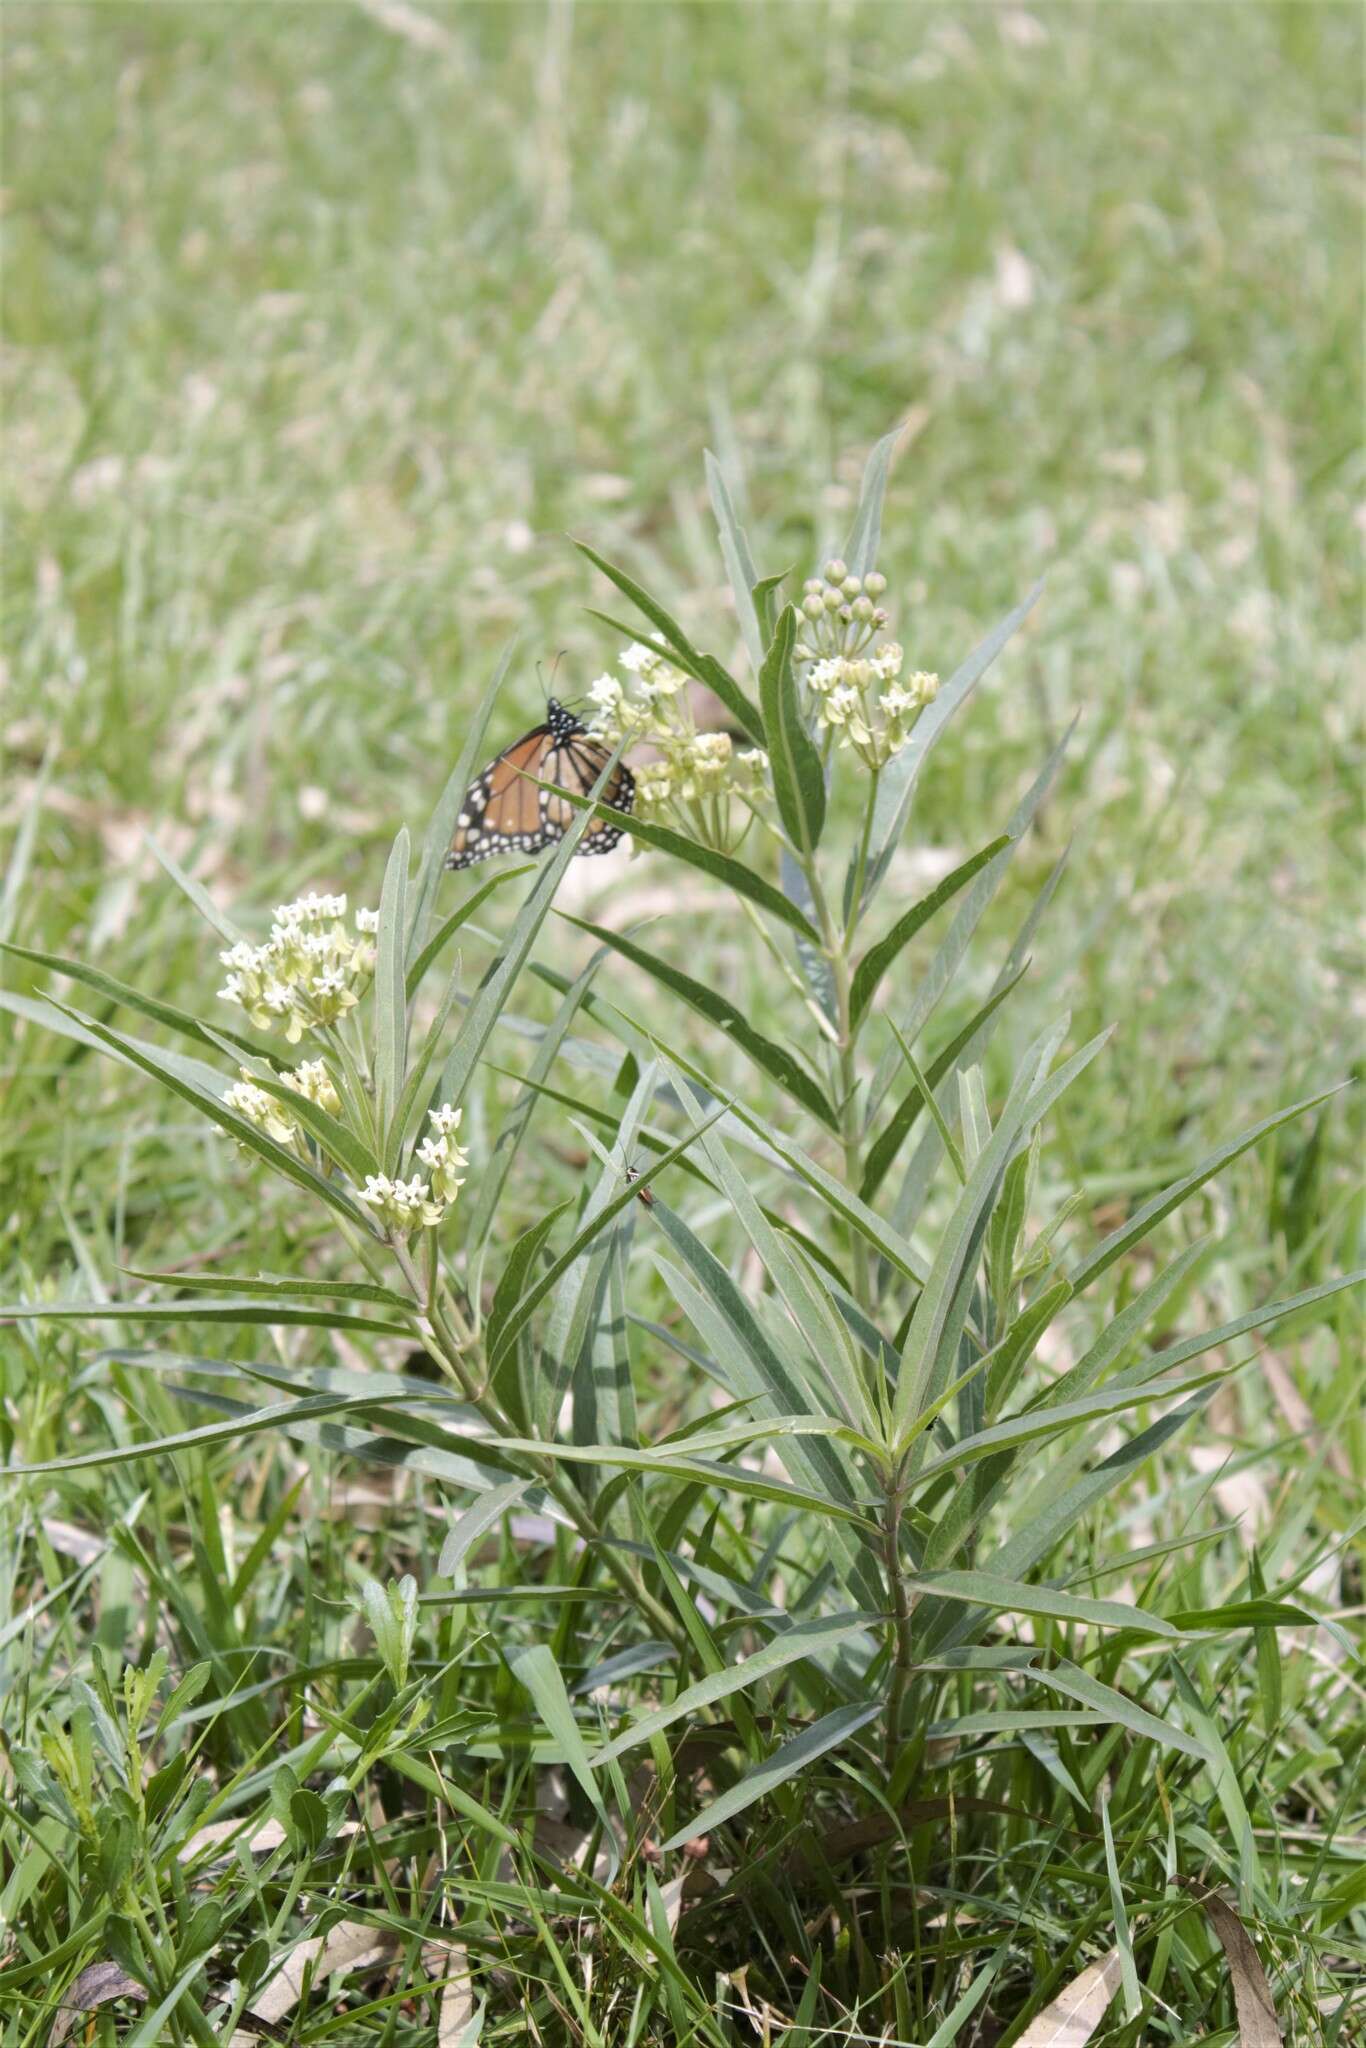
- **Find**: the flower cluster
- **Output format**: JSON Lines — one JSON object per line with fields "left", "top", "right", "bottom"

{"left": 587, "top": 642, "right": 769, "bottom": 848}
{"left": 217, "top": 894, "right": 378, "bottom": 1043}
{"left": 222, "top": 1055, "right": 343, "bottom": 1145}
{"left": 795, "top": 560, "right": 937, "bottom": 767}
{"left": 358, "top": 1103, "right": 468, "bottom": 1236}
{"left": 223, "top": 1071, "right": 298, "bottom": 1143}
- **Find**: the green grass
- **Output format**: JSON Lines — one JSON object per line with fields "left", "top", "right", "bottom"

{"left": 1, "top": 4, "right": 1362, "bottom": 2043}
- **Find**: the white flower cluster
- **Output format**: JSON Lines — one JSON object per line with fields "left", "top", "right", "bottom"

{"left": 587, "top": 640, "right": 769, "bottom": 847}
{"left": 217, "top": 893, "right": 378, "bottom": 1043}
{"left": 358, "top": 1103, "right": 468, "bottom": 1236}
{"left": 223, "top": 1071, "right": 298, "bottom": 1143}
{"left": 222, "top": 1055, "right": 343, "bottom": 1145}
{"left": 807, "top": 644, "right": 939, "bottom": 766}
{"left": 794, "top": 559, "right": 937, "bottom": 767}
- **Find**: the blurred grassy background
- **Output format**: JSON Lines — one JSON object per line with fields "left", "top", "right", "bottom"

{"left": 3, "top": 0, "right": 1362, "bottom": 1269}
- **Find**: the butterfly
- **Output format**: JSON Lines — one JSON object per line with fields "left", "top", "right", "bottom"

{"left": 445, "top": 697, "right": 635, "bottom": 871}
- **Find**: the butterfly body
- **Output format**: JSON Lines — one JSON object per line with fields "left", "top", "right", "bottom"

{"left": 445, "top": 697, "right": 634, "bottom": 871}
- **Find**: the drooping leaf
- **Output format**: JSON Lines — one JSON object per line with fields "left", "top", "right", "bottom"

{"left": 557, "top": 911, "right": 839, "bottom": 1132}
{"left": 659, "top": 1701, "right": 879, "bottom": 1851}
{"left": 849, "top": 835, "right": 1010, "bottom": 1030}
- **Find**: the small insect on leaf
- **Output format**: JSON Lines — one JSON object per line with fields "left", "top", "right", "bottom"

{"left": 624, "top": 1163, "right": 655, "bottom": 1208}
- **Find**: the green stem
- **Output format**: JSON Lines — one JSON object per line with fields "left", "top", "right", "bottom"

{"left": 845, "top": 766, "right": 880, "bottom": 946}
{"left": 804, "top": 858, "right": 871, "bottom": 1308}
{"left": 882, "top": 1462, "right": 914, "bottom": 1776}
{"left": 388, "top": 1234, "right": 686, "bottom": 1649}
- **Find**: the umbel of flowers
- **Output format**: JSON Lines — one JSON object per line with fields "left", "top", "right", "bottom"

{"left": 797, "top": 559, "right": 939, "bottom": 770}
{"left": 217, "top": 893, "right": 378, "bottom": 1043}
{"left": 223, "top": 1058, "right": 342, "bottom": 1144}
{"left": 360, "top": 1105, "right": 469, "bottom": 1236}
{"left": 586, "top": 642, "right": 768, "bottom": 851}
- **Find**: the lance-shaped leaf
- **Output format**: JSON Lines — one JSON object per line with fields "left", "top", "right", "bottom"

{"left": 588, "top": 1612, "right": 878, "bottom": 1767}
{"left": 145, "top": 831, "right": 249, "bottom": 945}
{"left": 42, "top": 1000, "right": 370, "bottom": 1231}
{"left": 705, "top": 447, "right": 763, "bottom": 677}
{"left": 0, "top": 940, "right": 267, "bottom": 1063}
{"left": 406, "top": 637, "right": 515, "bottom": 971}
{"left": 905, "top": 1569, "right": 1177, "bottom": 1636}
{"left": 893, "top": 1026, "right": 1112, "bottom": 1439}
{"left": 487, "top": 1104, "right": 730, "bottom": 1373}
{"left": 372, "top": 826, "right": 410, "bottom": 1139}
{"left": 660, "top": 1701, "right": 880, "bottom": 1852}
{"left": 760, "top": 604, "right": 825, "bottom": 855}
{"left": 861, "top": 968, "right": 1027, "bottom": 1204}
{"left": 428, "top": 738, "right": 627, "bottom": 1116}
{"left": 860, "top": 580, "right": 1044, "bottom": 906}
{"left": 849, "top": 835, "right": 1009, "bottom": 1031}
{"left": 405, "top": 863, "right": 532, "bottom": 997}
{"left": 556, "top": 912, "right": 839, "bottom": 1132}
{"left": 533, "top": 784, "right": 820, "bottom": 944}
{"left": 842, "top": 420, "right": 904, "bottom": 576}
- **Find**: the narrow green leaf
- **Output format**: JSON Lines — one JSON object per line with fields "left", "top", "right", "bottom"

{"left": 0, "top": 940, "right": 266, "bottom": 1063}
{"left": 440, "top": 1481, "right": 531, "bottom": 1577}
{"left": 43, "top": 1000, "right": 370, "bottom": 1231}
{"left": 405, "top": 864, "right": 533, "bottom": 997}
{"left": 430, "top": 739, "right": 627, "bottom": 1115}
{"left": 0, "top": 1298, "right": 413, "bottom": 1338}
{"left": 660, "top": 1701, "right": 879, "bottom": 1851}
{"left": 759, "top": 604, "right": 825, "bottom": 854}
{"left": 588, "top": 1613, "right": 878, "bottom": 1767}
{"left": 373, "top": 827, "right": 410, "bottom": 1139}
{"left": 406, "top": 636, "right": 516, "bottom": 970}
{"left": 850, "top": 836, "right": 1010, "bottom": 1030}
{"left": 485, "top": 1200, "right": 573, "bottom": 1380}
{"left": 842, "top": 421, "right": 903, "bottom": 576}
{"left": 705, "top": 448, "right": 763, "bottom": 676}
{"left": 487, "top": 1104, "right": 731, "bottom": 1373}
{"left": 1031, "top": 1661, "right": 1213, "bottom": 1762}
{"left": 573, "top": 538, "right": 764, "bottom": 743}
{"left": 144, "top": 832, "right": 248, "bottom": 945}
{"left": 557, "top": 912, "right": 839, "bottom": 1132}
{"left": 509, "top": 1645, "right": 611, "bottom": 1838}
{"left": 907, "top": 1570, "right": 1177, "bottom": 1636}
{"left": 530, "top": 786, "right": 820, "bottom": 945}
{"left": 120, "top": 1270, "right": 411, "bottom": 1310}
{"left": 861, "top": 970, "right": 1027, "bottom": 1203}
{"left": 863, "top": 581, "right": 1044, "bottom": 901}
{"left": 893, "top": 1026, "right": 1112, "bottom": 1439}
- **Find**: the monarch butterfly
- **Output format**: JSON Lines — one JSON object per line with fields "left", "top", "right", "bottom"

{"left": 445, "top": 698, "right": 635, "bottom": 871}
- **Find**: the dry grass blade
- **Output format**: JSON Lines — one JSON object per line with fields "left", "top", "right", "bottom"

{"left": 1178, "top": 1883, "right": 1283, "bottom": 2047}
{"left": 248, "top": 1922, "right": 401, "bottom": 2024}
{"left": 50, "top": 1962, "right": 147, "bottom": 2045}
{"left": 1012, "top": 1950, "right": 1121, "bottom": 2045}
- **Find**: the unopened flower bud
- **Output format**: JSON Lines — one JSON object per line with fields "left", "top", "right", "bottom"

{"left": 852, "top": 595, "right": 874, "bottom": 620}
{"left": 802, "top": 593, "right": 825, "bottom": 619}
{"left": 864, "top": 571, "right": 887, "bottom": 597}
{"left": 841, "top": 575, "right": 862, "bottom": 597}
{"left": 839, "top": 605, "right": 853, "bottom": 622}
{"left": 873, "top": 606, "right": 890, "bottom": 626}
{"left": 823, "top": 587, "right": 844, "bottom": 611}
{"left": 823, "top": 557, "right": 848, "bottom": 582}
{"left": 803, "top": 577, "right": 824, "bottom": 595}
{"left": 794, "top": 643, "right": 816, "bottom": 664}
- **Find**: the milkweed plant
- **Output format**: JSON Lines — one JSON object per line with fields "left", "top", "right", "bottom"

{"left": 4, "top": 429, "right": 1359, "bottom": 2040}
